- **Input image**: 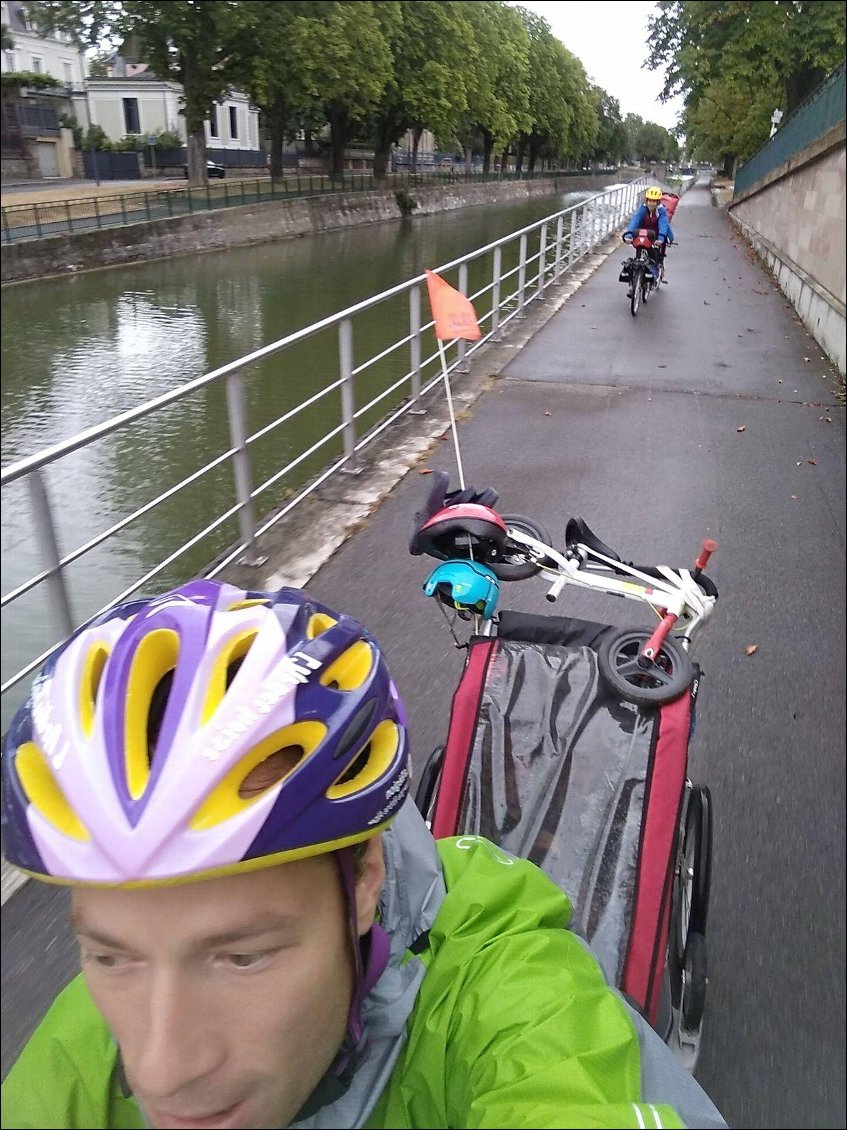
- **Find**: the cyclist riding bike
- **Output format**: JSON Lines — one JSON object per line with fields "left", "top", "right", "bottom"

{"left": 623, "top": 185, "right": 675, "bottom": 282}
{"left": 0, "top": 580, "right": 727, "bottom": 1129}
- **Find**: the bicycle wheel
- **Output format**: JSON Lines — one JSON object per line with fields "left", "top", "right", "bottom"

{"left": 671, "top": 785, "right": 713, "bottom": 972}
{"left": 598, "top": 627, "right": 695, "bottom": 705}
{"left": 680, "top": 930, "right": 707, "bottom": 1032}
{"left": 489, "top": 514, "right": 552, "bottom": 581}
{"left": 630, "top": 266, "right": 643, "bottom": 316}
{"left": 642, "top": 269, "right": 653, "bottom": 304}
{"left": 414, "top": 745, "right": 444, "bottom": 826}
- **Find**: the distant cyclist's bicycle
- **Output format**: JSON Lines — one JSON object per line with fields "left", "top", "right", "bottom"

{"left": 619, "top": 229, "right": 668, "bottom": 316}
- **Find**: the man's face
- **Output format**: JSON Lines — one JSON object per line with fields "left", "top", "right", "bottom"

{"left": 71, "top": 845, "right": 384, "bottom": 1130}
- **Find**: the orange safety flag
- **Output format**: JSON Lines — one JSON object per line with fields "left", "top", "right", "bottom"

{"left": 425, "top": 270, "right": 481, "bottom": 342}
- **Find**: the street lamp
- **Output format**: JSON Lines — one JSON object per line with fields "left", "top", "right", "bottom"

{"left": 769, "top": 108, "right": 783, "bottom": 138}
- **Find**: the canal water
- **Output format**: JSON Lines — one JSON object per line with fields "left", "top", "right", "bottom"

{"left": 1, "top": 189, "right": 595, "bottom": 725}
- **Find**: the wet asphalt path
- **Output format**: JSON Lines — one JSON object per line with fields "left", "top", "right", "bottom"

{"left": 2, "top": 180, "right": 844, "bottom": 1129}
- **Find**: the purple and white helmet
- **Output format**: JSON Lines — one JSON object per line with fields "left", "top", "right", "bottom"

{"left": 1, "top": 579, "right": 410, "bottom": 887}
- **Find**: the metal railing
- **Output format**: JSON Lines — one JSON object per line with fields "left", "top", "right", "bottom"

{"left": 734, "top": 62, "right": 845, "bottom": 197}
{"left": 1, "top": 180, "right": 643, "bottom": 718}
{"left": 1, "top": 168, "right": 629, "bottom": 245}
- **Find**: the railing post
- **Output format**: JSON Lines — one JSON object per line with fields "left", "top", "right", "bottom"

{"left": 517, "top": 232, "right": 528, "bottom": 316}
{"left": 536, "top": 222, "right": 548, "bottom": 299}
{"left": 457, "top": 263, "right": 470, "bottom": 371}
{"left": 554, "top": 215, "right": 564, "bottom": 279}
{"left": 34, "top": 204, "right": 43, "bottom": 240}
{"left": 491, "top": 245, "right": 502, "bottom": 338}
{"left": 27, "top": 469, "right": 74, "bottom": 639}
{"left": 408, "top": 284, "right": 425, "bottom": 414}
{"left": 225, "top": 372, "right": 266, "bottom": 566}
{"left": 339, "top": 318, "right": 360, "bottom": 474}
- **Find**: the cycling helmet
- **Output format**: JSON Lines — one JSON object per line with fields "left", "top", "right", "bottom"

{"left": 423, "top": 560, "right": 500, "bottom": 619}
{"left": 645, "top": 186, "right": 663, "bottom": 201}
{"left": 412, "top": 503, "right": 507, "bottom": 564}
{"left": 1, "top": 579, "right": 410, "bottom": 887}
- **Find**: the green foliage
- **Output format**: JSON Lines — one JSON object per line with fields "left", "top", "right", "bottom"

{"left": 153, "top": 129, "right": 183, "bottom": 150}
{"left": 647, "top": 0, "right": 847, "bottom": 164}
{"left": 0, "top": 70, "right": 61, "bottom": 89}
{"left": 82, "top": 123, "right": 112, "bottom": 150}
{"left": 1, "top": 21, "right": 14, "bottom": 51}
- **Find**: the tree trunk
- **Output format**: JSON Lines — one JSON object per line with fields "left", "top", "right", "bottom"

{"left": 498, "top": 147, "right": 508, "bottom": 174}
{"left": 268, "top": 97, "right": 288, "bottom": 179}
{"left": 481, "top": 129, "right": 493, "bottom": 174}
{"left": 464, "top": 144, "right": 473, "bottom": 175}
{"left": 327, "top": 104, "right": 349, "bottom": 179}
{"left": 372, "top": 116, "right": 394, "bottom": 180}
{"left": 515, "top": 135, "right": 526, "bottom": 174}
{"left": 186, "top": 126, "right": 207, "bottom": 186}
{"left": 411, "top": 126, "right": 423, "bottom": 175}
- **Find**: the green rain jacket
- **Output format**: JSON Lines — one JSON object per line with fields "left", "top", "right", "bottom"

{"left": 1, "top": 802, "right": 726, "bottom": 1130}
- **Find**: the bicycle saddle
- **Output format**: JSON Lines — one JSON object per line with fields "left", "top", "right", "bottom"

{"left": 565, "top": 517, "right": 622, "bottom": 562}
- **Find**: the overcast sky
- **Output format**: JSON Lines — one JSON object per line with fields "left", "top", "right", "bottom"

{"left": 512, "top": 1, "right": 685, "bottom": 131}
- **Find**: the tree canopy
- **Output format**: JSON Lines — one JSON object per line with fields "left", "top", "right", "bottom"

{"left": 24, "top": 0, "right": 681, "bottom": 180}
{"left": 647, "top": 0, "right": 846, "bottom": 168}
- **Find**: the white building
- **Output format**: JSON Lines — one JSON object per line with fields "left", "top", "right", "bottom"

{"left": 1, "top": 0, "right": 86, "bottom": 86}
{"left": 82, "top": 68, "right": 261, "bottom": 152}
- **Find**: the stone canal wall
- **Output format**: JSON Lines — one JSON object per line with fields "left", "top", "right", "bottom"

{"left": 2, "top": 173, "right": 638, "bottom": 285}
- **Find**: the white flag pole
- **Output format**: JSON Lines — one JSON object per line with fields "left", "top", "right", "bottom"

{"left": 436, "top": 338, "right": 466, "bottom": 490}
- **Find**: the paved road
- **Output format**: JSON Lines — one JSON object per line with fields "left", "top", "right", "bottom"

{"left": 2, "top": 180, "right": 844, "bottom": 1129}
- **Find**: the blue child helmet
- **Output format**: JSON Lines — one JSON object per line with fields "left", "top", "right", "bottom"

{"left": 423, "top": 559, "right": 500, "bottom": 619}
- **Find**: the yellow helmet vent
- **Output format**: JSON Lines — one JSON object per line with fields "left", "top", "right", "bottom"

{"left": 327, "top": 720, "right": 399, "bottom": 799}
{"left": 202, "top": 629, "right": 259, "bottom": 725}
{"left": 189, "top": 720, "right": 327, "bottom": 831}
{"left": 319, "top": 641, "right": 373, "bottom": 691}
{"left": 79, "top": 642, "right": 110, "bottom": 738}
{"left": 124, "top": 628, "right": 180, "bottom": 800}
{"left": 16, "top": 741, "right": 90, "bottom": 842}
{"left": 307, "top": 613, "right": 338, "bottom": 639}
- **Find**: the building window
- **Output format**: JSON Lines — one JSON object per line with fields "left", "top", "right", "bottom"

{"left": 3, "top": 50, "right": 14, "bottom": 72}
{"left": 209, "top": 105, "right": 218, "bottom": 138}
{"left": 122, "top": 97, "right": 140, "bottom": 134}
{"left": 31, "top": 56, "right": 43, "bottom": 73}
{"left": 229, "top": 105, "right": 238, "bottom": 140}
{"left": 62, "top": 60, "right": 73, "bottom": 83}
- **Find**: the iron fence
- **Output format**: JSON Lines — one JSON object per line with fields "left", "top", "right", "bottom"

{"left": 734, "top": 63, "right": 845, "bottom": 197}
{"left": 1, "top": 168, "right": 631, "bottom": 244}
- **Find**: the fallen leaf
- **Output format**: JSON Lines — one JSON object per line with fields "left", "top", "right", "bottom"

{"left": 796, "top": 461, "right": 803, "bottom": 466}
{"left": 778, "top": 379, "right": 783, "bottom": 383}
{"left": 807, "top": 458, "right": 817, "bottom": 465}
{"left": 744, "top": 645, "right": 758, "bottom": 656}
{"left": 737, "top": 425, "right": 746, "bottom": 432}
{"left": 658, "top": 364, "right": 667, "bottom": 368}
{"left": 803, "top": 357, "right": 811, "bottom": 362}
{"left": 703, "top": 300, "right": 710, "bottom": 305}
{"left": 543, "top": 411, "right": 552, "bottom": 416}
{"left": 418, "top": 468, "right": 433, "bottom": 475}
{"left": 791, "top": 495, "right": 798, "bottom": 499}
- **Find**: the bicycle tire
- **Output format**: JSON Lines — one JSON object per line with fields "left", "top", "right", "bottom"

{"left": 680, "top": 931, "right": 707, "bottom": 1032}
{"left": 489, "top": 514, "right": 552, "bottom": 581}
{"left": 598, "top": 628, "right": 694, "bottom": 705}
{"left": 630, "top": 267, "right": 643, "bottom": 316}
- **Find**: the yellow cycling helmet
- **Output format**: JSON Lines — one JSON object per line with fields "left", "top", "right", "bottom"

{"left": 645, "top": 186, "right": 663, "bottom": 201}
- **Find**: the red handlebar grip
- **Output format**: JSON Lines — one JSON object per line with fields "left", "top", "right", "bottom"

{"left": 695, "top": 538, "right": 718, "bottom": 570}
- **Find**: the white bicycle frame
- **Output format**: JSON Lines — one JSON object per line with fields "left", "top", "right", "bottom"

{"left": 471, "top": 526, "right": 717, "bottom": 647}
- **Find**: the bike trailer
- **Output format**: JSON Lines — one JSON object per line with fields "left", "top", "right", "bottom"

{"left": 419, "top": 608, "right": 701, "bottom": 1033}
